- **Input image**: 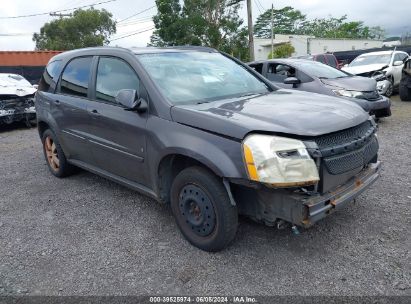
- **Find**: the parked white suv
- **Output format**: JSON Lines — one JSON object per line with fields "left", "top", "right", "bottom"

{"left": 342, "top": 50, "right": 409, "bottom": 97}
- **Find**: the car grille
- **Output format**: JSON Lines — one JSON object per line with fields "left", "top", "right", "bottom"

{"left": 323, "top": 136, "right": 378, "bottom": 175}
{"left": 308, "top": 119, "right": 378, "bottom": 174}
{"left": 314, "top": 120, "right": 376, "bottom": 156}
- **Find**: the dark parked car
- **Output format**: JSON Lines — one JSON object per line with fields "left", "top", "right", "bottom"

{"left": 294, "top": 53, "right": 341, "bottom": 69}
{"left": 0, "top": 73, "right": 37, "bottom": 126}
{"left": 400, "top": 58, "right": 411, "bottom": 101}
{"left": 248, "top": 59, "right": 391, "bottom": 118}
{"left": 35, "top": 47, "right": 381, "bottom": 251}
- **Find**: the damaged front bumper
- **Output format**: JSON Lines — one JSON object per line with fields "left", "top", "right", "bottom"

{"left": 0, "top": 97, "right": 36, "bottom": 125}
{"left": 302, "top": 161, "right": 380, "bottom": 227}
{"left": 233, "top": 161, "right": 381, "bottom": 228}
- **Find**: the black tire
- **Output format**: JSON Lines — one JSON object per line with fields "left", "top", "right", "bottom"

{"left": 41, "top": 129, "right": 75, "bottom": 177}
{"left": 399, "top": 83, "right": 411, "bottom": 101}
{"left": 384, "top": 79, "right": 394, "bottom": 97}
{"left": 170, "top": 166, "right": 238, "bottom": 252}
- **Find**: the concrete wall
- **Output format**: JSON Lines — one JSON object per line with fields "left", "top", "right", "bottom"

{"left": 253, "top": 36, "right": 383, "bottom": 61}
{"left": 308, "top": 38, "right": 383, "bottom": 54}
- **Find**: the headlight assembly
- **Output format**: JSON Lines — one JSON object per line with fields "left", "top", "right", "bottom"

{"left": 242, "top": 134, "right": 320, "bottom": 187}
{"left": 333, "top": 89, "right": 363, "bottom": 98}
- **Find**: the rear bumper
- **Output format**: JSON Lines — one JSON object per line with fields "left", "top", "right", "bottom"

{"left": 303, "top": 161, "right": 381, "bottom": 227}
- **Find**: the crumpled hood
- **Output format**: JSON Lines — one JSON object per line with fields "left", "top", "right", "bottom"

{"left": 342, "top": 64, "right": 387, "bottom": 75}
{"left": 171, "top": 90, "right": 369, "bottom": 139}
{"left": 321, "top": 76, "right": 377, "bottom": 92}
{"left": 0, "top": 74, "right": 37, "bottom": 97}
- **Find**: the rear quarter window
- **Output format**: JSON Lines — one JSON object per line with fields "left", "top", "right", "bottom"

{"left": 38, "top": 60, "right": 62, "bottom": 92}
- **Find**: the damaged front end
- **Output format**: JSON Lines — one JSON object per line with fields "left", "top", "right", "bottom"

{"left": 357, "top": 68, "right": 391, "bottom": 96}
{"left": 0, "top": 73, "right": 37, "bottom": 127}
{"left": 0, "top": 94, "right": 36, "bottom": 126}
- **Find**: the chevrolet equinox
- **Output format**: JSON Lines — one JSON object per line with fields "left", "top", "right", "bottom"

{"left": 35, "top": 46, "right": 381, "bottom": 251}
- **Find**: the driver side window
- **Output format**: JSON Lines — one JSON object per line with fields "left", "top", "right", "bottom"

{"left": 266, "top": 64, "right": 295, "bottom": 82}
{"left": 95, "top": 57, "right": 140, "bottom": 104}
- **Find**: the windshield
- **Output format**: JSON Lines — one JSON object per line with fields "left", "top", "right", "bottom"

{"left": 349, "top": 54, "right": 391, "bottom": 67}
{"left": 137, "top": 51, "right": 270, "bottom": 104}
{"left": 298, "top": 61, "right": 349, "bottom": 79}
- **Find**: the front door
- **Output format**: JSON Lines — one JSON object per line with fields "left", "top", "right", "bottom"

{"left": 86, "top": 56, "right": 149, "bottom": 186}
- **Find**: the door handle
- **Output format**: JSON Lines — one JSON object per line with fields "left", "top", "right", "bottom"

{"left": 90, "top": 109, "right": 99, "bottom": 115}
{"left": 54, "top": 99, "right": 60, "bottom": 105}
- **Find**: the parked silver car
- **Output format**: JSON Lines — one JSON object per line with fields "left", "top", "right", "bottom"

{"left": 248, "top": 59, "right": 391, "bottom": 118}
{"left": 342, "top": 50, "right": 409, "bottom": 97}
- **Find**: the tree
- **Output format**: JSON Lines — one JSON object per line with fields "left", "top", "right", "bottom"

{"left": 268, "top": 43, "right": 295, "bottom": 59}
{"left": 253, "top": 6, "right": 385, "bottom": 41}
{"left": 254, "top": 6, "right": 306, "bottom": 38}
{"left": 33, "top": 8, "right": 116, "bottom": 50}
{"left": 150, "top": 0, "right": 249, "bottom": 60}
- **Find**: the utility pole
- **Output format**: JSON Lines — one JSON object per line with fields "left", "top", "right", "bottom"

{"left": 49, "top": 12, "right": 72, "bottom": 17}
{"left": 270, "top": 4, "right": 274, "bottom": 59}
{"left": 246, "top": 0, "right": 254, "bottom": 61}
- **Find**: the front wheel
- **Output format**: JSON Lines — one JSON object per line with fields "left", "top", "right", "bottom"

{"left": 384, "top": 79, "right": 394, "bottom": 97}
{"left": 170, "top": 166, "right": 238, "bottom": 252}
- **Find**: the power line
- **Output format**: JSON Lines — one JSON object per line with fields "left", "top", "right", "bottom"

{"left": 0, "top": 0, "right": 117, "bottom": 19}
{"left": 111, "top": 27, "right": 154, "bottom": 41}
{"left": 117, "top": 6, "right": 156, "bottom": 23}
{"left": 0, "top": 33, "right": 33, "bottom": 37}
{"left": 256, "top": 0, "right": 265, "bottom": 12}
{"left": 253, "top": 0, "right": 262, "bottom": 14}
{"left": 117, "top": 16, "right": 154, "bottom": 27}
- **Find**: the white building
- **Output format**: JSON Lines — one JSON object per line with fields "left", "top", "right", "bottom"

{"left": 254, "top": 35, "right": 383, "bottom": 61}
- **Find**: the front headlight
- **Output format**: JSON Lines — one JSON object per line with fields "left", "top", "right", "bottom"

{"left": 242, "top": 134, "right": 320, "bottom": 187}
{"left": 333, "top": 89, "right": 363, "bottom": 98}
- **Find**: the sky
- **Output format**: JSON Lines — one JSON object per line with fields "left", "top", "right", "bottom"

{"left": 0, "top": 0, "right": 410, "bottom": 51}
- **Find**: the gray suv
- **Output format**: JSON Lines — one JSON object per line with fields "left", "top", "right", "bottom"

{"left": 35, "top": 46, "right": 381, "bottom": 251}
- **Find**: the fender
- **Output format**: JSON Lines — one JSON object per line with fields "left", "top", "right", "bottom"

{"left": 145, "top": 116, "right": 248, "bottom": 194}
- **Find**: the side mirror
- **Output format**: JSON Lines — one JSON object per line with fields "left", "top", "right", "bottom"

{"left": 32, "top": 84, "right": 39, "bottom": 89}
{"left": 115, "top": 89, "right": 147, "bottom": 113}
{"left": 284, "top": 77, "right": 301, "bottom": 88}
{"left": 393, "top": 60, "right": 403, "bottom": 66}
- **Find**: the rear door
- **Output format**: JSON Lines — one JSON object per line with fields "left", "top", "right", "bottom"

{"left": 86, "top": 56, "right": 149, "bottom": 185}
{"left": 53, "top": 56, "right": 95, "bottom": 164}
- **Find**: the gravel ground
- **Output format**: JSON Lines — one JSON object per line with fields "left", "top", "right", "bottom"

{"left": 0, "top": 95, "right": 410, "bottom": 297}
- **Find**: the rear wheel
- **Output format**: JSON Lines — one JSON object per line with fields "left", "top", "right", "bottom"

{"left": 42, "top": 129, "right": 75, "bottom": 177}
{"left": 170, "top": 166, "right": 238, "bottom": 252}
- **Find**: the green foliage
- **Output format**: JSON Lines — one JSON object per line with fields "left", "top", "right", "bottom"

{"left": 33, "top": 8, "right": 116, "bottom": 50}
{"left": 267, "top": 43, "right": 295, "bottom": 59}
{"left": 150, "top": 0, "right": 249, "bottom": 60}
{"left": 254, "top": 7, "right": 385, "bottom": 40}
{"left": 254, "top": 6, "right": 306, "bottom": 38}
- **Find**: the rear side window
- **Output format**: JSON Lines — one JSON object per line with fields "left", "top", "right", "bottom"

{"left": 38, "top": 60, "right": 62, "bottom": 92}
{"left": 325, "top": 55, "right": 338, "bottom": 68}
{"left": 95, "top": 57, "right": 140, "bottom": 104}
{"left": 315, "top": 55, "right": 327, "bottom": 64}
{"left": 59, "top": 57, "right": 93, "bottom": 98}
